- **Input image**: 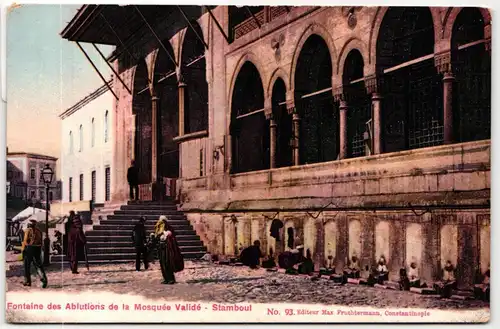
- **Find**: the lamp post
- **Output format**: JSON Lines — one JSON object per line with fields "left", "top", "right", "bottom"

{"left": 40, "top": 164, "right": 54, "bottom": 266}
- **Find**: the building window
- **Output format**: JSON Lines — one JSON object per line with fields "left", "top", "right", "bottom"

{"left": 30, "top": 168, "right": 35, "bottom": 180}
{"left": 91, "top": 170, "right": 96, "bottom": 202}
{"left": 79, "top": 125, "right": 83, "bottom": 152}
{"left": 40, "top": 190, "right": 45, "bottom": 200}
{"left": 30, "top": 190, "right": 35, "bottom": 199}
{"left": 91, "top": 118, "right": 95, "bottom": 147}
{"left": 104, "top": 111, "right": 109, "bottom": 143}
{"left": 69, "top": 131, "right": 73, "bottom": 154}
{"left": 69, "top": 177, "right": 73, "bottom": 202}
{"left": 7, "top": 170, "right": 12, "bottom": 179}
{"left": 79, "top": 174, "right": 84, "bottom": 201}
{"left": 105, "top": 167, "right": 110, "bottom": 202}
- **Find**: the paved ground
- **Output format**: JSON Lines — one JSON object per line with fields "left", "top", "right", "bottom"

{"left": 5, "top": 255, "right": 489, "bottom": 310}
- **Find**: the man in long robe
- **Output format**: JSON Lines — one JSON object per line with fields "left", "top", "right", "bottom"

{"left": 67, "top": 214, "right": 87, "bottom": 274}
{"left": 64, "top": 211, "right": 75, "bottom": 254}
{"left": 22, "top": 220, "right": 48, "bottom": 288}
{"left": 154, "top": 216, "right": 184, "bottom": 284}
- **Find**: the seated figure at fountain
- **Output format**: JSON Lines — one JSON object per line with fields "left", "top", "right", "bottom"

{"left": 298, "top": 248, "right": 314, "bottom": 275}
{"left": 344, "top": 255, "right": 361, "bottom": 279}
{"left": 474, "top": 264, "right": 490, "bottom": 302}
{"left": 433, "top": 260, "right": 457, "bottom": 298}
{"left": 262, "top": 248, "right": 277, "bottom": 269}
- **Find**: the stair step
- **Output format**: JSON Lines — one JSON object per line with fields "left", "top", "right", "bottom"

{"left": 102, "top": 219, "right": 189, "bottom": 225}
{"left": 121, "top": 205, "right": 178, "bottom": 211}
{"left": 127, "top": 200, "right": 177, "bottom": 206}
{"left": 88, "top": 245, "right": 207, "bottom": 254}
{"left": 93, "top": 224, "right": 192, "bottom": 231}
{"left": 107, "top": 214, "right": 187, "bottom": 220}
{"left": 87, "top": 234, "right": 200, "bottom": 241}
{"left": 87, "top": 240, "right": 204, "bottom": 248}
{"left": 112, "top": 210, "right": 184, "bottom": 216}
{"left": 51, "top": 251, "right": 205, "bottom": 262}
{"left": 86, "top": 230, "right": 196, "bottom": 237}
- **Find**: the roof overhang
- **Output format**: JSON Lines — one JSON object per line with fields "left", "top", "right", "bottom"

{"left": 61, "top": 5, "right": 214, "bottom": 47}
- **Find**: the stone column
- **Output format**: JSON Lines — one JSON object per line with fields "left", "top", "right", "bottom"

{"left": 339, "top": 100, "right": 348, "bottom": 159}
{"left": 151, "top": 95, "right": 159, "bottom": 182}
{"left": 365, "top": 75, "right": 383, "bottom": 155}
{"left": 178, "top": 82, "right": 186, "bottom": 136}
{"left": 269, "top": 113, "right": 277, "bottom": 169}
{"left": 435, "top": 51, "right": 454, "bottom": 144}
{"left": 371, "top": 93, "right": 383, "bottom": 154}
{"left": 442, "top": 72, "right": 455, "bottom": 144}
{"left": 291, "top": 109, "right": 300, "bottom": 166}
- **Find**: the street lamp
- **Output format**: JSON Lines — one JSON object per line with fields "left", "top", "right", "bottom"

{"left": 40, "top": 164, "right": 54, "bottom": 266}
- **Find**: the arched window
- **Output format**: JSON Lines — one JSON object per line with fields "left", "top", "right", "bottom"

{"left": 154, "top": 39, "right": 179, "bottom": 178}
{"left": 79, "top": 124, "right": 83, "bottom": 152}
{"left": 181, "top": 21, "right": 208, "bottom": 134}
{"left": 343, "top": 49, "right": 371, "bottom": 158}
{"left": 91, "top": 118, "right": 95, "bottom": 147}
{"left": 376, "top": 7, "right": 441, "bottom": 152}
{"left": 451, "top": 8, "right": 490, "bottom": 142}
{"left": 104, "top": 111, "right": 109, "bottom": 143}
{"left": 134, "top": 59, "right": 152, "bottom": 183}
{"left": 271, "top": 78, "right": 293, "bottom": 168}
{"left": 294, "top": 34, "right": 338, "bottom": 165}
{"left": 230, "top": 62, "right": 268, "bottom": 173}
{"left": 69, "top": 131, "right": 73, "bottom": 154}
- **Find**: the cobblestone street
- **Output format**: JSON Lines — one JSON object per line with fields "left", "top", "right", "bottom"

{"left": 5, "top": 258, "right": 489, "bottom": 311}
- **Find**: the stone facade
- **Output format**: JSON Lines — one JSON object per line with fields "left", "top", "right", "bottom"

{"left": 107, "top": 6, "right": 490, "bottom": 289}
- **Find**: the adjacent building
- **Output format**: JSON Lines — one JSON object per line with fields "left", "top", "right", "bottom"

{"left": 61, "top": 6, "right": 491, "bottom": 289}
{"left": 7, "top": 151, "right": 61, "bottom": 202}
{"left": 59, "top": 81, "right": 114, "bottom": 204}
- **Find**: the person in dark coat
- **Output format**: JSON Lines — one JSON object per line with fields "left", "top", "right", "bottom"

{"left": 67, "top": 214, "right": 87, "bottom": 274}
{"left": 240, "top": 240, "right": 263, "bottom": 269}
{"left": 64, "top": 211, "right": 76, "bottom": 254}
{"left": 132, "top": 216, "right": 149, "bottom": 271}
{"left": 21, "top": 220, "right": 47, "bottom": 288}
{"left": 127, "top": 161, "right": 139, "bottom": 200}
{"left": 155, "top": 216, "right": 184, "bottom": 284}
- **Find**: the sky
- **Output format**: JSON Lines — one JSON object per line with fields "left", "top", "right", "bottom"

{"left": 6, "top": 4, "right": 113, "bottom": 159}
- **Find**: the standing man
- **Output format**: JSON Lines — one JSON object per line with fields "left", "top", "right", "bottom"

{"left": 21, "top": 220, "right": 48, "bottom": 288}
{"left": 127, "top": 160, "right": 139, "bottom": 201}
{"left": 132, "top": 216, "right": 149, "bottom": 271}
{"left": 67, "top": 214, "right": 87, "bottom": 274}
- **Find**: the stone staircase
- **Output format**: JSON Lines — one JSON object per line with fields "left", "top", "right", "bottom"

{"left": 51, "top": 199, "right": 206, "bottom": 264}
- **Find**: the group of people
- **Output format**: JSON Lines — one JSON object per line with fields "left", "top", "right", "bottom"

{"left": 21, "top": 209, "right": 185, "bottom": 287}
{"left": 131, "top": 215, "right": 184, "bottom": 284}
{"left": 21, "top": 211, "right": 87, "bottom": 287}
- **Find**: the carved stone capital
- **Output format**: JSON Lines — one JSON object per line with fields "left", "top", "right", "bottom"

{"left": 264, "top": 108, "right": 273, "bottom": 120}
{"left": 434, "top": 51, "right": 452, "bottom": 74}
{"left": 485, "top": 38, "right": 492, "bottom": 53}
{"left": 365, "top": 74, "right": 381, "bottom": 94}
{"left": 333, "top": 86, "right": 345, "bottom": 102}
{"left": 286, "top": 99, "right": 295, "bottom": 115}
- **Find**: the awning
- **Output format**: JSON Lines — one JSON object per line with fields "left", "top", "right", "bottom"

{"left": 60, "top": 5, "right": 219, "bottom": 97}
{"left": 61, "top": 5, "right": 214, "bottom": 50}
